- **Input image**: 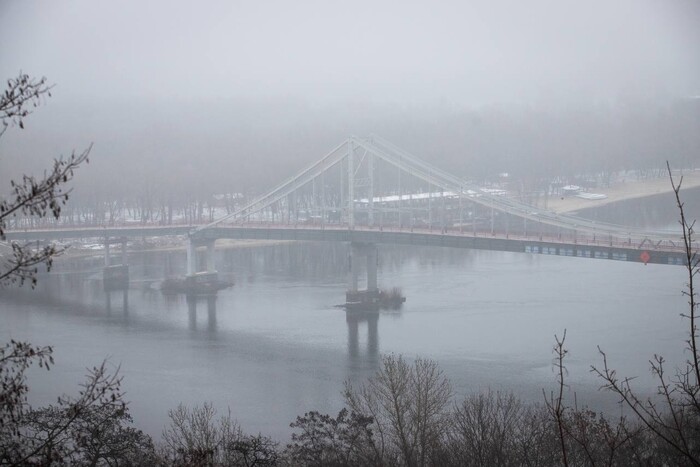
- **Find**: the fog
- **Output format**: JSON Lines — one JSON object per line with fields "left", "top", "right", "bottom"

{"left": 4, "top": 1, "right": 700, "bottom": 456}
{"left": 1, "top": 0, "right": 699, "bottom": 192}
{"left": 2, "top": 0, "right": 699, "bottom": 104}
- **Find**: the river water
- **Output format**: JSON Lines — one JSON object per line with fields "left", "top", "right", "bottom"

{"left": 1, "top": 188, "right": 697, "bottom": 441}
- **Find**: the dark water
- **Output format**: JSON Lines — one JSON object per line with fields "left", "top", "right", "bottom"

{"left": 1, "top": 191, "right": 696, "bottom": 441}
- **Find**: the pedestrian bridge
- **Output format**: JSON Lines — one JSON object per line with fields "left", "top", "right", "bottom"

{"left": 2, "top": 136, "right": 689, "bottom": 296}
{"left": 3, "top": 221, "right": 687, "bottom": 267}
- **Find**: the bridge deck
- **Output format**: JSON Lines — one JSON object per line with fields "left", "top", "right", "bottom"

{"left": 3, "top": 223, "right": 687, "bottom": 266}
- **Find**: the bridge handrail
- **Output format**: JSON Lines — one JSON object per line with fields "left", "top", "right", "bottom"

{"left": 3, "top": 222, "right": 690, "bottom": 256}
{"left": 203, "top": 222, "right": 688, "bottom": 253}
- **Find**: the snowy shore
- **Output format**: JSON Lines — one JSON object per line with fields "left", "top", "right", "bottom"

{"left": 547, "top": 170, "right": 700, "bottom": 214}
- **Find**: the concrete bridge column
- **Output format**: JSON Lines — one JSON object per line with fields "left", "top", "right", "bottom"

{"left": 186, "top": 238, "right": 217, "bottom": 276}
{"left": 186, "top": 237, "right": 197, "bottom": 276}
{"left": 121, "top": 239, "right": 128, "bottom": 266}
{"left": 346, "top": 242, "right": 390, "bottom": 309}
{"left": 349, "top": 244, "right": 360, "bottom": 292}
{"left": 185, "top": 236, "right": 221, "bottom": 294}
{"left": 206, "top": 240, "right": 216, "bottom": 273}
{"left": 103, "top": 237, "right": 129, "bottom": 291}
{"left": 104, "top": 237, "right": 128, "bottom": 267}
{"left": 366, "top": 244, "right": 378, "bottom": 292}
{"left": 349, "top": 242, "right": 377, "bottom": 293}
{"left": 368, "top": 153, "right": 375, "bottom": 227}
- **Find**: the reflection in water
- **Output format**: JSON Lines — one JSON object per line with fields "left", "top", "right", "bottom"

{"left": 186, "top": 294, "right": 218, "bottom": 333}
{"left": 105, "top": 289, "right": 129, "bottom": 315}
{"left": 346, "top": 310, "right": 379, "bottom": 362}
{"left": 3, "top": 213, "right": 693, "bottom": 442}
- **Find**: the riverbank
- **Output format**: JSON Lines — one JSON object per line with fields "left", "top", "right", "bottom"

{"left": 544, "top": 170, "right": 700, "bottom": 214}
{"left": 52, "top": 171, "right": 700, "bottom": 259}
{"left": 63, "top": 238, "right": 295, "bottom": 259}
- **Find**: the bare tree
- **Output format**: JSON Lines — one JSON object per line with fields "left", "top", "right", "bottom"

{"left": 226, "top": 433, "right": 279, "bottom": 467}
{"left": 160, "top": 403, "right": 278, "bottom": 466}
{"left": 0, "top": 74, "right": 51, "bottom": 136}
{"left": 447, "top": 390, "right": 549, "bottom": 467}
{"left": 0, "top": 73, "right": 142, "bottom": 465}
{"left": 545, "top": 330, "right": 571, "bottom": 466}
{"left": 344, "top": 354, "right": 452, "bottom": 467}
{"left": 0, "top": 359, "right": 139, "bottom": 465}
{"left": 0, "top": 341, "right": 54, "bottom": 438}
{"left": 544, "top": 330, "right": 653, "bottom": 466}
{"left": 591, "top": 163, "right": 700, "bottom": 466}
{"left": 0, "top": 72, "right": 90, "bottom": 288}
{"left": 161, "top": 402, "right": 224, "bottom": 465}
{"left": 285, "top": 408, "right": 377, "bottom": 466}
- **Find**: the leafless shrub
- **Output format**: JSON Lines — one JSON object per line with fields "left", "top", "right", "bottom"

{"left": 590, "top": 164, "right": 700, "bottom": 466}
{"left": 344, "top": 354, "right": 452, "bottom": 466}
{"left": 160, "top": 402, "right": 278, "bottom": 466}
{"left": 447, "top": 390, "right": 542, "bottom": 466}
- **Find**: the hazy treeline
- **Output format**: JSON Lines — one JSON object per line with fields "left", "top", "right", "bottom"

{"left": 1, "top": 97, "right": 698, "bottom": 226}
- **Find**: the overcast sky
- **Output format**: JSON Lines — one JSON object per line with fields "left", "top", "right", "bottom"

{"left": 1, "top": 0, "right": 698, "bottom": 108}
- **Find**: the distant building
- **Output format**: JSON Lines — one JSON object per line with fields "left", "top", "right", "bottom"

{"left": 561, "top": 185, "right": 581, "bottom": 196}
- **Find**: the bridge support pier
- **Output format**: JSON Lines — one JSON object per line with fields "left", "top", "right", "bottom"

{"left": 186, "top": 238, "right": 218, "bottom": 276}
{"left": 185, "top": 237, "right": 221, "bottom": 294}
{"left": 348, "top": 242, "right": 378, "bottom": 294}
{"left": 104, "top": 239, "right": 126, "bottom": 267}
{"left": 346, "top": 242, "right": 403, "bottom": 310}
{"left": 103, "top": 237, "right": 129, "bottom": 291}
{"left": 366, "top": 244, "right": 378, "bottom": 292}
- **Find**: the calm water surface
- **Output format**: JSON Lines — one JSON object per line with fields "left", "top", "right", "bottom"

{"left": 0, "top": 185, "right": 700, "bottom": 441}
{"left": 1, "top": 192, "right": 694, "bottom": 441}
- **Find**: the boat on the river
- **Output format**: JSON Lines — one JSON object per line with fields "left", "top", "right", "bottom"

{"left": 160, "top": 274, "right": 233, "bottom": 295}
{"left": 344, "top": 287, "right": 406, "bottom": 311}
